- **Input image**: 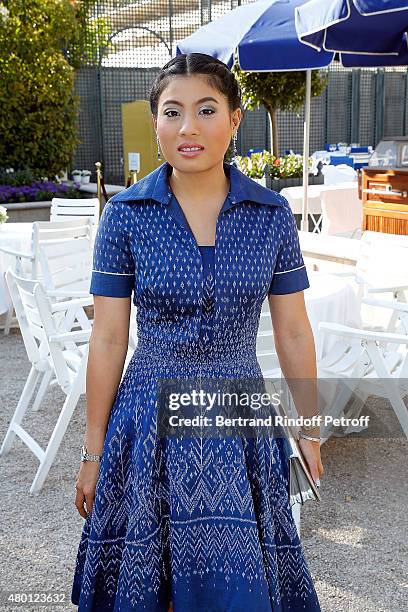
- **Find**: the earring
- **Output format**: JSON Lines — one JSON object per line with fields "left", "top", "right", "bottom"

{"left": 232, "top": 130, "right": 238, "bottom": 158}
{"left": 157, "top": 135, "right": 161, "bottom": 160}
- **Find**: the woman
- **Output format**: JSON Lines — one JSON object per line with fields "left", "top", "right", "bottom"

{"left": 71, "top": 53, "right": 323, "bottom": 611}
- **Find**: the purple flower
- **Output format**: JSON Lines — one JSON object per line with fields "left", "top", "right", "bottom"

{"left": 0, "top": 181, "right": 82, "bottom": 204}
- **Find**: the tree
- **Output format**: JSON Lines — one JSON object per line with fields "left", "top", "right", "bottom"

{"left": 232, "top": 63, "right": 328, "bottom": 157}
{"left": 63, "top": 1, "right": 112, "bottom": 69}
{"left": 0, "top": 0, "right": 109, "bottom": 177}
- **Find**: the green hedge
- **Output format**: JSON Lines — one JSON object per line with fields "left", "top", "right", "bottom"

{"left": 0, "top": 1, "right": 81, "bottom": 177}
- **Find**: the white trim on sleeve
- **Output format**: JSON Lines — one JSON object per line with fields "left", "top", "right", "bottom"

{"left": 92, "top": 269, "right": 134, "bottom": 276}
{"left": 274, "top": 264, "right": 306, "bottom": 275}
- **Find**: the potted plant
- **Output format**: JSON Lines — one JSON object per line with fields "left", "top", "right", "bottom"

{"left": 268, "top": 153, "right": 302, "bottom": 188}
{"left": 0, "top": 205, "right": 8, "bottom": 228}
{"left": 267, "top": 153, "right": 324, "bottom": 190}
{"left": 234, "top": 151, "right": 269, "bottom": 186}
{"left": 72, "top": 170, "right": 82, "bottom": 184}
{"left": 234, "top": 151, "right": 324, "bottom": 192}
{"left": 81, "top": 170, "right": 91, "bottom": 184}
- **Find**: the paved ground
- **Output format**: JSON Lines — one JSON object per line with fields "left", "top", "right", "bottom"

{"left": 0, "top": 331, "right": 407, "bottom": 611}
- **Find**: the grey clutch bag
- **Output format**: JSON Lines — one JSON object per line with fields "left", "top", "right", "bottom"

{"left": 288, "top": 435, "right": 321, "bottom": 506}
{"left": 263, "top": 379, "right": 321, "bottom": 506}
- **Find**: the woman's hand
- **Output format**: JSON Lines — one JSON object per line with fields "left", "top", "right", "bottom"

{"left": 75, "top": 462, "right": 101, "bottom": 519}
{"left": 298, "top": 438, "right": 324, "bottom": 484}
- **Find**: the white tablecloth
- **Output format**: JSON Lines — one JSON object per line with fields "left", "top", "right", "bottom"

{"left": 280, "top": 182, "right": 358, "bottom": 215}
{"left": 304, "top": 271, "right": 361, "bottom": 360}
{"left": 263, "top": 270, "right": 363, "bottom": 439}
{"left": 0, "top": 223, "right": 34, "bottom": 314}
{"left": 299, "top": 230, "right": 361, "bottom": 264}
{"left": 306, "top": 271, "right": 368, "bottom": 438}
{"left": 280, "top": 185, "right": 323, "bottom": 215}
{"left": 262, "top": 269, "right": 360, "bottom": 360}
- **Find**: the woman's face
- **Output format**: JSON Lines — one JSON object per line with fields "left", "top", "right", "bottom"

{"left": 153, "top": 74, "right": 241, "bottom": 171}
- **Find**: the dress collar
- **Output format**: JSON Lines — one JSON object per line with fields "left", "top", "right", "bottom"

{"left": 108, "top": 161, "right": 286, "bottom": 209}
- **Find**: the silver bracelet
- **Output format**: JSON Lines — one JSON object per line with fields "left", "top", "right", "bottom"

{"left": 301, "top": 419, "right": 321, "bottom": 432}
{"left": 81, "top": 445, "right": 102, "bottom": 462}
{"left": 298, "top": 430, "right": 320, "bottom": 442}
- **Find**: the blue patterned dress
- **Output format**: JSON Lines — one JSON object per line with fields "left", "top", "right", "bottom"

{"left": 71, "top": 161, "right": 320, "bottom": 611}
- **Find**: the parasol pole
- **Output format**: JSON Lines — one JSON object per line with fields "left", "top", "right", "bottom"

{"left": 301, "top": 69, "right": 312, "bottom": 232}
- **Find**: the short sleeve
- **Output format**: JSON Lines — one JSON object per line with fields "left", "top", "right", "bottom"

{"left": 268, "top": 200, "right": 310, "bottom": 295}
{"left": 89, "top": 201, "right": 135, "bottom": 297}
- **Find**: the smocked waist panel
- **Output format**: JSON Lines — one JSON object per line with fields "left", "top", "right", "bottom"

{"left": 128, "top": 336, "right": 262, "bottom": 379}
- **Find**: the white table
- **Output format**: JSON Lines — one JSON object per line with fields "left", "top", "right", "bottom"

{"left": 0, "top": 223, "right": 34, "bottom": 314}
{"left": 299, "top": 230, "right": 361, "bottom": 267}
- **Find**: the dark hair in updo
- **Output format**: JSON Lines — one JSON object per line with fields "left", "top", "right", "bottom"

{"left": 149, "top": 53, "right": 244, "bottom": 117}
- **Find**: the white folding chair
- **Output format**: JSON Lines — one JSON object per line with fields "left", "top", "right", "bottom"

{"left": 50, "top": 197, "right": 100, "bottom": 226}
{"left": 347, "top": 231, "right": 408, "bottom": 298}
{"left": 37, "top": 236, "right": 94, "bottom": 332}
{"left": 326, "top": 231, "right": 408, "bottom": 335}
{"left": 280, "top": 185, "right": 323, "bottom": 234}
{"left": 317, "top": 303, "right": 408, "bottom": 442}
{"left": 40, "top": 233, "right": 138, "bottom": 351}
{"left": 0, "top": 218, "right": 93, "bottom": 334}
{"left": 311, "top": 232, "right": 408, "bottom": 440}
{"left": 1, "top": 268, "right": 91, "bottom": 494}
